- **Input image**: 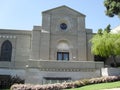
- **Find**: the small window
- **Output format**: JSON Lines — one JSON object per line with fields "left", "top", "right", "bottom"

{"left": 60, "top": 23, "right": 67, "bottom": 30}
{"left": 57, "top": 52, "right": 69, "bottom": 61}
{"left": 0, "top": 40, "right": 12, "bottom": 61}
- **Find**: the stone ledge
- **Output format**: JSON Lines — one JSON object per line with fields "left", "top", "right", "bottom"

{"left": 28, "top": 60, "right": 104, "bottom": 71}
{"left": 33, "top": 68, "right": 97, "bottom": 72}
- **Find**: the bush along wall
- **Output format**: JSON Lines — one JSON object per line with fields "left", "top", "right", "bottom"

{"left": 10, "top": 76, "right": 120, "bottom": 90}
{"left": 0, "top": 75, "right": 24, "bottom": 89}
{"left": 8, "top": 75, "right": 25, "bottom": 87}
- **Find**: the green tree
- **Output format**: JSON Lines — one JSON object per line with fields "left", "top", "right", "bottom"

{"left": 104, "top": 0, "right": 120, "bottom": 17}
{"left": 97, "top": 28, "right": 103, "bottom": 35}
{"left": 90, "top": 27, "right": 120, "bottom": 66}
{"left": 104, "top": 24, "right": 111, "bottom": 33}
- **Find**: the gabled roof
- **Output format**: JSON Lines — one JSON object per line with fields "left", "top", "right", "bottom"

{"left": 42, "top": 5, "right": 86, "bottom": 17}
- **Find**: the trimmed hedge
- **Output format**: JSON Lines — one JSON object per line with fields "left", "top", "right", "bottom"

{"left": 10, "top": 76, "right": 120, "bottom": 90}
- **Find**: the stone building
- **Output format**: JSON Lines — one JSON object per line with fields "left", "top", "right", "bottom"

{"left": 0, "top": 6, "right": 103, "bottom": 84}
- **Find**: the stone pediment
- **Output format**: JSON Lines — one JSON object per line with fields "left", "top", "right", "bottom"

{"left": 42, "top": 5, "right": 85, "bottom": 17}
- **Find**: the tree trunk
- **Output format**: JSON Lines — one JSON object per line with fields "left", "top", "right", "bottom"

{"left": 111, "top": 55, "right": 117, "bottom": 67}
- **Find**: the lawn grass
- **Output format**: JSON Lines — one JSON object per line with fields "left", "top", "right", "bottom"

{"left": 65, "top": 81, "right": 120, "bottom": 90}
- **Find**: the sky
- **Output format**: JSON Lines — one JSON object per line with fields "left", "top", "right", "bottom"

{"left": 0, "top": 0, "right": 120, "bottom": 32}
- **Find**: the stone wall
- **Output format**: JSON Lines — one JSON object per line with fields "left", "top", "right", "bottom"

{"left": 102, "top": 68, "right": 120, "bottom": 76}
{"left": 26, "top": 60, "right": 104, "bottom": 84}
{"left": 0, "top": 29, "right": 31, "bottom": 69}
{"left": 0, "top": 69, "right": 25, "bottom": 79}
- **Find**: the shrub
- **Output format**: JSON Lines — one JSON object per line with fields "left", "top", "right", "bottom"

{"left": 10, "top": 76, "right": 120, "bottom": 90}
{"left": 10, "top": 83, "right": 64, "bottom": 90}
{"left": 0, "top": 75, "right": 24, "bottom": 89}
{"left": 8, "top": 75, "right": 25, "bottom": 87}
{"left": 73, "top": 80, "right": 87, "bottom": 88}
{"left": 62, "top": 82, "right": 75, "bottom": 89}
{"left": 111, "top": 63, "right": 120, "bottom": 67}
{"left": 89, "top": 76, "right": 120, "bottom": 84}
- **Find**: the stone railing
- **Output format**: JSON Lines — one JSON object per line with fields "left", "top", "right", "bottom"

{"left": 28, "top": 60, "right": 104, "bottom": 72}
{"left": 0, "top": 60, "right": 104, "bottom": 71}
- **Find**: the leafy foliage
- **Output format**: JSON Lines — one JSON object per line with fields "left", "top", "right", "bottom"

{"left": 94, "top": 55, "right": 107, "bottom": 63}
{"left": 0, "top": 75, "right": 24, "bottom": 89}
{"left": 104, "top": 0, "right": 120, "bottom": 17}
{"left": 90, "top": 25, "right": 120, "bottom": 66}
{"left": 8, "top": 75, "right": 25, "bottom": 86}
{"left": 91, "top": 32, "right": 120, "bottom": 57}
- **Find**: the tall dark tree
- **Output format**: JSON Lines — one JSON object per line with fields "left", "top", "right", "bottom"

{"left": 104, "top": 24, "right": 111, "bottom": 33}
{"left": 104, "top": 0, "right": 120, "bottom": 17}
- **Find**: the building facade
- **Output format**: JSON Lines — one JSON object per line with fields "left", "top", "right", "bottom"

{"left": 0, "top": 6, "right": 103, "bottom": 84}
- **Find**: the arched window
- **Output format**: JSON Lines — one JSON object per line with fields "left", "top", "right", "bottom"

{"left": 0, "top": 40, "right": 12, "bottom": 61}
{"left": 57, "top": 41, "right": 70, "bottom": 61}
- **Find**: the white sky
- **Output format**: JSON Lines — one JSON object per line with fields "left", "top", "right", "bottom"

{"left": 0, "top": 0, "right": 119, "bottom": 32}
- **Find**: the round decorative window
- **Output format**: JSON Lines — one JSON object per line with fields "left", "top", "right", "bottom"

{"left": 60, "top": 23, "right": 67, "bottom": 30}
